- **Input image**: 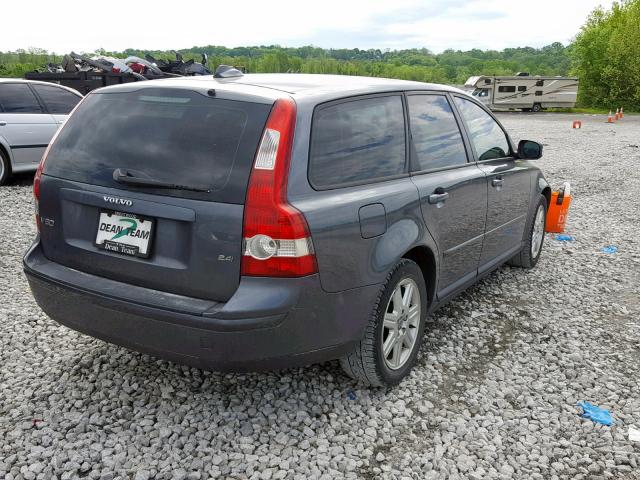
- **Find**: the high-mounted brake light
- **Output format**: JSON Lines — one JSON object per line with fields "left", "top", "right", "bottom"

{"left": 241, "top": 98, "right": 318, "bottom": 277}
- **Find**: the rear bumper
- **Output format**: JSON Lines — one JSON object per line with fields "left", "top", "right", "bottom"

{"left": 24, "top": 241, "right": 379, "bottom": 371}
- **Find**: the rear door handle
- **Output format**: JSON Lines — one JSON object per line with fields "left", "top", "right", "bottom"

{"left": 428, "top": 191, "right": 449, "bottom": 204}
{"left": 0, "top": 121, "right": 6, "bottom": 126}
{"left": 491, "top": 177, "right": 504, "bottom": 187}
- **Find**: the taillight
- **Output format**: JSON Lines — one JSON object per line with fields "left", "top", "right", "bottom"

{"left": 241, "top": 98, "right": 318, "bottom": 277}
{"left": 33, "top": 141, "right": 53, "bottom": 232}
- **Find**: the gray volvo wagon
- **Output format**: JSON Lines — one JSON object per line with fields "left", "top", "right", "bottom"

{"left": 24, "top": 72, "right": 550, "bottom": 386}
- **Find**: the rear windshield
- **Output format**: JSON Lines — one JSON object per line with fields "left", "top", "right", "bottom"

{"left": 44, "top": 88, "right": 272, "bottom": 203}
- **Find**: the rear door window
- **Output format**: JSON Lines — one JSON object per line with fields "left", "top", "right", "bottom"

{"left": 454, "top": 97, "right": 511, "bottom": 161}
{"left": 32, "top": 84, "right": 81, "bottom": 114}
{"left": 43, "top": 88, "right": 271, "bottom": 203}
{"left": 309, "top": 95, "right": 406, "bottom": 188}
{"left": 407, "top": 95, "right": 467, "bottom": 170}
{"left": 0, "top": 83, "right": 43, "bottom": 113}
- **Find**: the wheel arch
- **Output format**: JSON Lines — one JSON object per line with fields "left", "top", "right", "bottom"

{"left": 536, "top": 174, "right": 552, "bottom": 211}
{"left": 541, "top": 186, "right": 551, "bottom": 210}
{"left": 0, "top": 139, "right": 12, "bottom": 179}
{"left": 0, "top": 137, "right": 13, "bottom": 167}
{"left": 402, "top": 245, "right": 437, "bottom": 308}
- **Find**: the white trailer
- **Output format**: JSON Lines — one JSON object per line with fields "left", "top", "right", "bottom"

{"left": 464, "top": 74, "right": 578, "bottom": 112}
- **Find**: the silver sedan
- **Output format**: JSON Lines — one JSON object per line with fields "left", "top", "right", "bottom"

{"left": 0, "top": 79, "right": 82, "bottom": 185}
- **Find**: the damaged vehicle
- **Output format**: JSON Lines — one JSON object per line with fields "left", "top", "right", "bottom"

{"left": 24, "top": 72, "right": 550, "bottom": 386}
{"left": 26, "top": 51, "right": 214, "bottom": 94}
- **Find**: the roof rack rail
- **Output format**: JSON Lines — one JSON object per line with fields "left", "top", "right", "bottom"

{"left": 214, "top": 65, "right": 244, "bottom": 79}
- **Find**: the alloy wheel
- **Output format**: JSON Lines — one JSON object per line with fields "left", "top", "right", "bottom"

{"left": 381, "top": 278, "right": 421, "bottom": 370}
{"left": 531, "top": 205, "right": 545, "bottom": 258}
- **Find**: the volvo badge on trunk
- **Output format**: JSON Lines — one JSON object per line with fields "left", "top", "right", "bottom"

{"left": 103, "top": 196, "right": 133, "bottom": 207}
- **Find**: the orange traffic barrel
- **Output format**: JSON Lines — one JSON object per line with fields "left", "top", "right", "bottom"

{"left": 545, "top": 182, "right": 572, "bottom": 233}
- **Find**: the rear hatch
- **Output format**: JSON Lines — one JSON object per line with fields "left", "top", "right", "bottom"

{"left": 39, "top": 86, "right": 272, "bottom": 302}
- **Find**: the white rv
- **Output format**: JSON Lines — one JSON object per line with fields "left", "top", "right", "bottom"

{"left": 465, "top": 74, "right": 579, "bottom": 112}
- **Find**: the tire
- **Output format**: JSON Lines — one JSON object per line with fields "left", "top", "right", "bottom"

{"left": 0, "top": 148, "right": 10, "bottom": 186}
{"left": 508, "top": 195, "right": 547, "bottom": 269}
{"left": 340, "top": 259, "right": 428, "bottom": 387}
{"left": 531, "top": 103, "right": 542, "bottom": 113}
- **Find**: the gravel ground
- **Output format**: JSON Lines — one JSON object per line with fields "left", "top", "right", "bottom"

{"left": 1, "top": 112, "right": 639, "bottom": 480}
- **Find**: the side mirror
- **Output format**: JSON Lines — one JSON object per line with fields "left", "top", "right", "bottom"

{"left": 517, "top": 140, "right": 543, "bottom": 160}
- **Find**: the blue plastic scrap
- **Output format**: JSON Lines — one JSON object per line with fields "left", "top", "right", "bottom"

{"left": 601, "top": 246, "right": 618, "bottom": 254}
{"left": 346, "top": 391, "right": 357, "bottom": 400}
{"left": 578, "top": 401, "right": 614, "bottom": 426}
{"left": 555, "top": 234, "right": 575, "bottom": 242}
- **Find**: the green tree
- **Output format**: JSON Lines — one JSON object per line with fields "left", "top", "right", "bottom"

{"left": 571, "top": 0, "right": 640, "bottom": 109}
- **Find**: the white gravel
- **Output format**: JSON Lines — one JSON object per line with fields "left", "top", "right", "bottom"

{"left": 1, "top": 113, "right": 639, "bottom": 479}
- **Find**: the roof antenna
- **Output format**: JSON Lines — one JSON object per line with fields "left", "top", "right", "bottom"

{"left": 214, "top": 65, "right": 243, "bottom": 79}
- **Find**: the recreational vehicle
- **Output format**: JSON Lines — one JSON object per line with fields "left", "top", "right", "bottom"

{"left": 465, "top": 74, "right": 578, "bottom": 111}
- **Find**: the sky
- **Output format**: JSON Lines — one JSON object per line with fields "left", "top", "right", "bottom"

{"left": 2, "top": 0, "right": 616, "bottom": 54}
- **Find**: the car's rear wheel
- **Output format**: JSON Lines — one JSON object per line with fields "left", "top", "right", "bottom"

{"left": 340, "top": 259, "right": 427, "bottom": 386}
{"left": 508, "top": 194, "right": 547, "bottom": 268}
{"left": 0, "top": 149, "right": 10, "bottom": 186}
{"left": 532, "top": 103, "right": 542, "bottom": 113}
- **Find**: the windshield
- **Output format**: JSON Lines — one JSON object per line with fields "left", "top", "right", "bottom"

{"left": 472, "top": 89, "right": 489, "bottom": 98}
{"left": 44, "top": 88, "right": 272, "bottom": 203}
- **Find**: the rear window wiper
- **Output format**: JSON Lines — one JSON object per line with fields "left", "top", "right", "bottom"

{"left": 113, "top": 168, "right": 211, "bottom": 193}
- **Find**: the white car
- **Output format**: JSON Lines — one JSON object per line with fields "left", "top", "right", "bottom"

{"left": 0, "top": 79, "right": 82, "bottom": 185}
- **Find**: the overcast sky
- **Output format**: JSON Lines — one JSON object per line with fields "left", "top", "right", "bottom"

{"left": 2, "top": 0, "right": 616, "bottom": 54}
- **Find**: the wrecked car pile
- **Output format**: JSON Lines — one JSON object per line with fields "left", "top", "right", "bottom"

{"left": 24, "top": 51, "right": 213, "bottom": 94}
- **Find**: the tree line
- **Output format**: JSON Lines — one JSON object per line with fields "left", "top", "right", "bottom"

{"left": 0, "top": 43, "right": 572, "bottom": 86}
{"left": 0, "top": 0, "right": 638, "bottom": 109}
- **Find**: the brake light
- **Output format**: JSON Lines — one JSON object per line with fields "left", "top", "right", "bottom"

{"left": 241, "top": 98, "right": 317, "bottom": 277}
{"left": 33, "top": 140, "right": 54, "bottom": 232}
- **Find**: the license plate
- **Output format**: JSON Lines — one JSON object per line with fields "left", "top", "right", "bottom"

{"left": 95, "top": 211, "right": 154, "bottom": 258}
